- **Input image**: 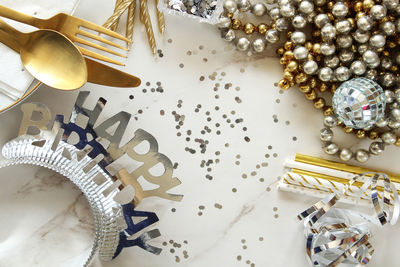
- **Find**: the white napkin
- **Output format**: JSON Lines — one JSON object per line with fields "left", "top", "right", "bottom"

{"left": 0, "top": 0, "right": 80, "bottom": 108}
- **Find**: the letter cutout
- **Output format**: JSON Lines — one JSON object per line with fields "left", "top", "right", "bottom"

{"left": 19, "top": 103, "right": 52, "bottom": 137}
{"left": 109, "top": 129, "right": 182, "bottom": 204}
{"left": 113, "top": 203, "right": 161, "bottom": 258}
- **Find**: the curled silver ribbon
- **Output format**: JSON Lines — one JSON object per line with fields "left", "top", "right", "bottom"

{"left": 298, "top": 172, "right": 399, "bottom": 267}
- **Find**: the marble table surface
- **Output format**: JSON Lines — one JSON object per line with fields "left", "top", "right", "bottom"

{"left": 1, "top": 0, "right": 400, "bottom": 266}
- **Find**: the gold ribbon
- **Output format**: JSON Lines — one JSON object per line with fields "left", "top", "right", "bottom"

{"left": 104, "top": 0, "right": 165, "bottom": 54}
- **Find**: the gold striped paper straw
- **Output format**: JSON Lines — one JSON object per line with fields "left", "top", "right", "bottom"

{"left": 282, "top": 171, "right": 379, "bottom": 200}
{"left": 295, "top": 153, "right": 400, "bottom": 183}
{"left": 281, "top": 154, "right": 400, "bottom": 201}
{"left": 291, "top": 168, "right": 396, "bottom": 197}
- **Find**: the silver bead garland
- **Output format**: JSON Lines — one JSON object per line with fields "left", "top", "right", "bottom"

{"left": 217, "top": 0, "right": 400, "bottom": 163}
{"left": 319, "top": 114, "right": 394, "bottom": 163}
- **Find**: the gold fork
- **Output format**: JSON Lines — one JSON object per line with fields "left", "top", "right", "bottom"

{"left": 0, "top": 5, "right": 130, "bottom": 66}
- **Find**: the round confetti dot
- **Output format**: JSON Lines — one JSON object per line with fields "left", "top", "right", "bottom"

{"left": 214, "top": 203, "right": 222, "bottom": 209}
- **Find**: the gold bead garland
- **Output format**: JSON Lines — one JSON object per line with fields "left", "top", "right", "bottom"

{"left": 219, "top": 0, "right": 400, "bottom": 153}
{"left": 225, "top": 14, "right": 272, "bottom": 35}
{"left": 271, "top": 1, "right": 400, "bottom": 143}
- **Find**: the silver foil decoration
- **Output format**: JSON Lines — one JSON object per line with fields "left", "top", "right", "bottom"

{"left": 1, "top": 91, "right": 183, "bottom": 266}
{"left": 298, "top": 173, "right": 399, "bottom": 267}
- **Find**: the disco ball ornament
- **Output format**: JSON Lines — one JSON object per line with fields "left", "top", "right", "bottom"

{"left": 332, "top": 77, "right": 386, "bottom": 129}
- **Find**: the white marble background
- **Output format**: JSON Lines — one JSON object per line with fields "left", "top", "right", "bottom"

{"left": 1, "top": 0, "right": 400, "bottom": 266}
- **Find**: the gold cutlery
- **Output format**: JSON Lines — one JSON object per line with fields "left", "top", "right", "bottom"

{"left": 85, "top": 57, "right": 141, "bottom": 87}
{"left": 0, "top": 18, "right": 87, "bottom": 90}
{"left": 0, "top": 5, "right": 130, "bottom": 66}
{"left": 0, "top": 29, "right": 141, "bottom": 88}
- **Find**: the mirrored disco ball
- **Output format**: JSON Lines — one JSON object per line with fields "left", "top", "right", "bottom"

{"left": 332, "top": 77, "right": 386, "bottom": 129}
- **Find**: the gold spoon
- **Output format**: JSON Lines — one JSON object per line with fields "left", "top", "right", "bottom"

{"left": 0, "top": 18, "right": 87, "bottom": 90}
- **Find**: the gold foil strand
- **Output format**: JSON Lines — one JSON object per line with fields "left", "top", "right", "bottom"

{"left": 103, "top": 0, "right": 133, "bottom": 30}
{"left": 155, "top": 0, "right": 165, "bottom": 34}
{"left": 126, "top": 1, "right": 136, "bottom": 44}
{"left": 139, "top": 0, "right": 157, "bottom": 54}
